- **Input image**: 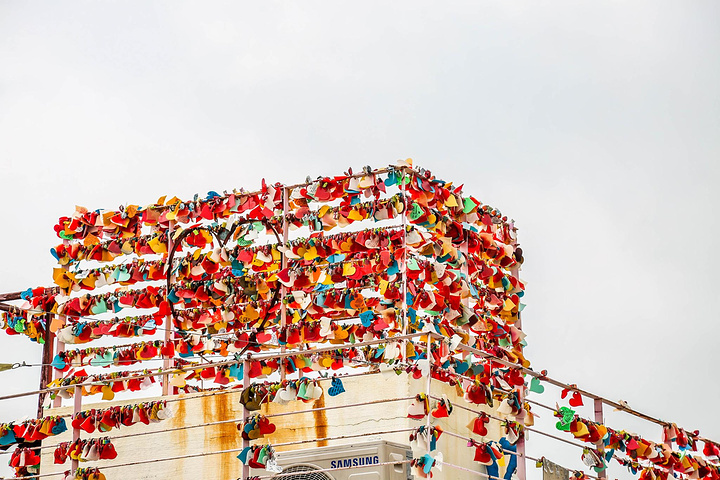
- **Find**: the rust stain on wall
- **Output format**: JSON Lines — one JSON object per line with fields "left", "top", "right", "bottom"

{"left": 174, "top": 397, "right": 189, "bottom": 455}
{"left": 202, "top": 393, "right": 238, "bottom": 480}
{"left": 313, "top": 394, "right": 328, "bottom": 447}
{"left": 172, "top": 397, "right": 189, "bottom": 478}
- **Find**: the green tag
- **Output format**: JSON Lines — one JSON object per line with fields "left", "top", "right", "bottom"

{"left": 463, "top": 197, "right": 477, "bottom": 214}
{"left": 529, "top": 377, "right": 545, "bottom": 394}
{"left": 410, "top": 203, "right": 423, "bottom": 220}
{"left": 91, "top": 299, "right": 108, "bottom": 315}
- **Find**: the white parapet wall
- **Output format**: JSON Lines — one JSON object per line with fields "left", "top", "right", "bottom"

{"left": 41, "top": 371, "right": 510, "bottom": 479}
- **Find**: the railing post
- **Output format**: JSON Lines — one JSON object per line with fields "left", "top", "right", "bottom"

{"left": 162, "top": 220, "right": 175, "bottom": 396}
{"left": 52, "top": 316, "right": 65, "bottom": 408}
{"left": 510, "top": 223, "right": 526, "bottom": 480}
{"left": 71, "top": 385, "right": 82, "bottom": 473}
{"left": 242, "top": 354, "right": 251, "bottom": 480}
{"left": 400, "top": 168, "right": 410, "bottom": 368}
{"left": 280, "top": 186, "right": 289, "bottom": 382}
{"left": 425, "top": 334, "right": 432, "bottom": 455}
{"left": 594, "top": 398, "right": 606, "bottom": 479}
{"left": 37, "top": 314, "right": 55, "bottom": 417}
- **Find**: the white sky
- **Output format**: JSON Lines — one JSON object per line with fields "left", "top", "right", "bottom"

{"left": 1, "top": 1, "right": 719, "bottom": 478}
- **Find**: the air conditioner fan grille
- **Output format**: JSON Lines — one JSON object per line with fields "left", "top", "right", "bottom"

{"left": 272, "top": 464, "right": 333, "bottom": 480}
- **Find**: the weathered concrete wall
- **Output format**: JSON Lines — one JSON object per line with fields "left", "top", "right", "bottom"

{"left": 41, "top": 372, "right": 506, "bottom": 479}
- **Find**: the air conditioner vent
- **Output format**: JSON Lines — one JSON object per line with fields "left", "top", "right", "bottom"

{"left": 273, "top": 464, "right": 333, "bottom": 480}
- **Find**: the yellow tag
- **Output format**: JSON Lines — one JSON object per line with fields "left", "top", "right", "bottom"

{"left": 101, "top": 385, "right": 115, "bottom": 401}
{"left": 304, "top": 247, "right": 319, "bottom": 261}
{"left": 445, "top": 195, "right": 458, "bottom": 208}
{"left": 243, "top": 304, "right": 259, "bottom": 321}
{"left": 121, "top": 240, "right": 134, "bottom": 255}
{"left": 170, "top": 374, "right": 186, "bottom": 388}
{"left": 53, "top": 268, "right": 70, "bottom": 289}
{"left": 378, "top": 278, "right": 389, "bottom": 295}
{"left": 126, "top": 205, "right": 139, "bottom": 217}
{"left": 148, "top": 236, "right": 167, "bottom": 254}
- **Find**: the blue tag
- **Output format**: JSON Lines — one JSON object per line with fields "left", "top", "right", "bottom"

{"left": 327, "top": 253, "right": 346, "bottom": 263}
{"left": 51, "top": 418, "right": 68, "bottom": 435}
{"left": 359, "top": 310, "right": 374, "bottom": 327}
{"left": 454, "top": 359, "right": 469, "bottom": 375}
{"left": 0, "top": 430, "right": 16, "bottom": 446}
{"left": 421, "top": 454, "right": 435, "bottom": 474}
{"left": 387, "top": 260, "right": 399, "bottom": 276}
{"left": 328, "top": 377, "right": 345, "bottom": 396}
{"left": 237, "top": 446, "right": 252, "bottom": 464}
{"left": 51, "top": 355, "right": 67, "bottom": 371}
{"left": 228, "top": 364, "right": 242, "bottom": 380}
{"left": 167, "top": 289, "right": 180, "bottom": 304}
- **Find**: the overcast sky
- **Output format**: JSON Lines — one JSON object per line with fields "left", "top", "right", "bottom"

{"left": 1, "top": 1, "right": 719, "bottom": 478}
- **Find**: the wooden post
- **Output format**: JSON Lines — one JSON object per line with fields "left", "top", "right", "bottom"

{"left": 37, "top": 314, "right": 54, "bottom": 418}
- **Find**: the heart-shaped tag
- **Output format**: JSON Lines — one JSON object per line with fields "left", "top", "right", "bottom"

{"left": 569, "top": 391, "right": 584, "bottom": 407}
{"left": 237, "top": 446, "right": 252, "bottom": 464}
{"left": 101, "top": 385, "right": 115, "bottom": 401}
{"left": 328, "top": 377, "right": 345, "bottom": 396}
{"left": 90, "top": 351, "right": 114, "bottom": 367}
{"left": 50, "top": 355, "right": 67, "bottom": 371}
{"left": 91, "top": 299, "right": 108, "bottom": 315}
{"left": 529, "top": 377, "right": 545, "bottom": 394}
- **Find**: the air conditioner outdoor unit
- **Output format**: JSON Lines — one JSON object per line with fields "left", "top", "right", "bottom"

{"left": 254, "top": 440, "right": 413, "bottom": 480}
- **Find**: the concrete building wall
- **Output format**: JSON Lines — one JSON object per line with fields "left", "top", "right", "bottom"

{"left": 41, "top": 372, "right": 506, "bottom": 479}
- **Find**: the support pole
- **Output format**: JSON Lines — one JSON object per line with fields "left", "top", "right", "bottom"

{"left": 400, "top": 168, "right": 410, "bottom": 366}
{"left": 594, "top": 398, "right": 606, "bottom": 479}
{"left": 280, "top": 186, "right": 289, "bottom": 382}
{"left": 510, "top": 222, "right": 526, "bottom": 480}
{"left": 37, "top": 314, "right": 54, "bottom": 418}
{"left": 71, "top": 385, "right": 82, "bottom": 473}
{"left": 52, "top": 317, "right": 65, "bottom": 408}
{"left": 242, "top": 354, "right": 251, "bottom": 480}
{"left": 162, "top": 220, "right": 176, "bottom": 396}
{"left": 425, "top": 334, "right": 432, "bottom": 455}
